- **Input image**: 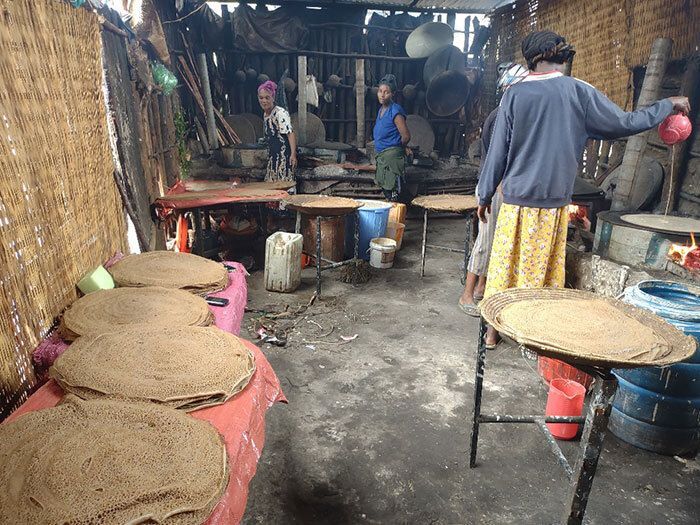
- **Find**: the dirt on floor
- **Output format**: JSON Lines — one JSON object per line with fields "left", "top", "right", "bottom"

{"left": 242, "top": 216, "right": 699, "bottom": 524}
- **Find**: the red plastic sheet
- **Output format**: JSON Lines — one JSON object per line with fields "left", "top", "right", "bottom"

{"left": 154, "top": 180, "right": 288, "bottom": 212}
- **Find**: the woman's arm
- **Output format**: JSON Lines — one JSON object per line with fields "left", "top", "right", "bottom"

{"left": 288, "top": 131, "right": 298, "bottom": 169}
{"left": 394, "top": 114, "right": 411, "bottom": 146}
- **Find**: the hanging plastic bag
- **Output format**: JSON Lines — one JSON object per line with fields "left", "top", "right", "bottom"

{"left": 152, "top": 63, "right": 178, "bottom": 96}
{"left": 70, "top": 0, "right": 85, "bottom": 7}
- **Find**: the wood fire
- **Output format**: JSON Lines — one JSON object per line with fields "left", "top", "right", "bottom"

{"left": 668, "top": 232, "right": 700, "bottom": 270}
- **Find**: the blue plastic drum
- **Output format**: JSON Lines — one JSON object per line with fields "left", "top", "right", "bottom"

{"left": 345, "top": 200, "right": 392, "bottom": 260}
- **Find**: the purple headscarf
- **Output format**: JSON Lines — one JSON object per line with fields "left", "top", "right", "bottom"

{"left": 258, "top": 80, "right": 277, "bottom": 97}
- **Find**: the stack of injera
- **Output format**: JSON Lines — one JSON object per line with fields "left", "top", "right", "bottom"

{"left": 51, "top": 326, "right": 255, "bottom": 411}
{"left": 60, "top": 286, "right": 213, "bottom": 341}
{"left": 0, "top": 396, "right": 228, "bottom": 524}
{"left": 109, "top": 251, "right": 228, "bottom": 295}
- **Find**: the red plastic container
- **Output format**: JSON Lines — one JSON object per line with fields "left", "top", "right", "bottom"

{"left": 538, "top": 356, "right": 593, "bottom": 390}
{"left": 658, "top": 114, "right": 692, "bottom": 145}
{"left": 545, "top": 378, "right": 586, "bottom": 440}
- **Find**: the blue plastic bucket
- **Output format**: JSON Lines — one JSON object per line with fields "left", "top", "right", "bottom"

{"left": 345, "top": 200, "right": 392, "bottom": 260}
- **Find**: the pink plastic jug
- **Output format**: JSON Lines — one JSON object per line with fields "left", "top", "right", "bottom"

{"left": 545, "top": 378, "right": 586, "bottom": 440}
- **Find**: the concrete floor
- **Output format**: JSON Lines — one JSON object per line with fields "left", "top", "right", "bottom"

{"left": 242, "top": 217, "right": 699, "bottom": 524}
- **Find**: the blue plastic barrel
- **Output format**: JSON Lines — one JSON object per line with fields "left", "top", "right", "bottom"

{"left": 611, "top": 281, "right": 700, "bottom": 455}
{"left": 345, "top": 200, "right": 392, "bottom": 260}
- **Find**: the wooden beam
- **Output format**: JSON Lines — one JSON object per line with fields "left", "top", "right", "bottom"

{"left": 196, "top": 53, "right": 219, "bottom": 150}
{"left": 355, "top": 58, "right": 366, "bottom": 148}
{"left": 297, "top": 55, "right": 308, "bottom": 145}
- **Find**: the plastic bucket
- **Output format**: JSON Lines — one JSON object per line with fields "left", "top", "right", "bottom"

{"left": 345, "top": 200, "right": 392, "bottom": 260}
{"left": 385, "top": 221, "right": 405, "bottom": 250}
{"left": 545, "top": 378, "right": 586, "bottom": 440}
{"left": 369, "top": 237, "right": 397, "bottom": 269}
{"left": 388, "top": 202, "right": 407, "bottom": 224}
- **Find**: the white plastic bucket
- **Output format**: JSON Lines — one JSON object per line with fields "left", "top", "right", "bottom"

{"left": 368, "top": 237, "right": 397, "bottom": 269}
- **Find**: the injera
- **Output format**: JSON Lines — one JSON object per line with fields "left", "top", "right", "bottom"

{"left": 0, "top": 396, "right": 228, "bottom": 525}
{"left": 60, "top": 286, "right": 213, "bottom": 341}
{"left": 50, "top": 326, "right": 256, "bottom": 411}
{"left": 499, "top": 299, "right": 672, "bottom": 363}
{"left": 412, "top": 194, "right": 478, "bottom": 212}
{"left": 109, "top": 251, "right": 228, "bottom": 294}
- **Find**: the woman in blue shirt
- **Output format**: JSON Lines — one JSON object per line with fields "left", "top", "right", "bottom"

{"left": 373, "top": 75, "right": 411, "bottom": 201}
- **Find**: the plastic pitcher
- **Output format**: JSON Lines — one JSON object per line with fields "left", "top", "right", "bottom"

{"left": 264, "top": 232, "right": 303, "bottom": 292}
{"left": 386, "top": 221, "right": 405, "bottom": 250}
{"left": 545, "top": 378, "right": 586, "bottom": 440}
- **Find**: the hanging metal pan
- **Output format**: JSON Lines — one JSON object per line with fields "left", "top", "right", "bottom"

{"left": 423, "top": 45, "right": 470, "bottom": 117}
{"left": 405, "top": 22, "right": 454, "bottom": 59}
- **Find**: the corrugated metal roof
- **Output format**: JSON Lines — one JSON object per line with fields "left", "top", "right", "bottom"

{"left": 281, "top": 0, "right": 514, "bottom": 13}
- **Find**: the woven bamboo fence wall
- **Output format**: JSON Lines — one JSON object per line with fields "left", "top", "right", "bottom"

{"left": 484, "top": 0, "right": 700, "bottom": 112}
{"left": 0, "top": 0, "right": 127, "bottom": 419}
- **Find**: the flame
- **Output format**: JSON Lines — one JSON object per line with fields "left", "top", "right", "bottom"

{"left": 668, "top": 232, "right": 698, "bottom": 267}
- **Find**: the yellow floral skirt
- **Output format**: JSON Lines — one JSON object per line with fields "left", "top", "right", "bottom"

{"left": 483, "top": 203, "right": 568, "bottom": 300}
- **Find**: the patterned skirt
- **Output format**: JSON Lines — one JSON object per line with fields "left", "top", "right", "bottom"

{"left": 483, "top": 203, "right": 568, "bottom": 300}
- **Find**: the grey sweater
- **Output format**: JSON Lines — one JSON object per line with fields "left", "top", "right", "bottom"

{"left": 478, "top": 71, "right": 674, "bottom": 208}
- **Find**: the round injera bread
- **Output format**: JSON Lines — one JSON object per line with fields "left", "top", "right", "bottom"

{"left": 60, "top": 286, "right": 213, "bottom": 341}
{"left": 480, "top": 288, "right": 696, "bottom": 368}
{"left": 621, "top": 213, "right": 700, "bottom": 234}
{"left": 0, "top": 396, "right": 228, "bottom": 525}
{"left": 412, "top": 194, "right": 478, "bottom": 212}
{"left": 283, "top": 194, "right": 362, "bottom": 216}
{"left": 51, "top": 326, "right": 256, "bottom": 411}
{"left": 109, "top": 251, "right": 228, "bottom": 294}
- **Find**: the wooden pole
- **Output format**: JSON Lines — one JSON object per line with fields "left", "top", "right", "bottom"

{"left": 612, "top": 38, "right": 672, "bottom": 211}
{"left": 297, "top": 55, "right": 308, "bottom": 145}
{"left": 196, "top": 52, "right": 219, "bottom": 150}
{"left": 660, "top": 56, "right": 699, "bottom": 214}
{"left": 355, "top": 58, "right": 366, "bottom": 148}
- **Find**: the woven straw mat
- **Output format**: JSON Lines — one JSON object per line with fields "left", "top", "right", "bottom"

{"left": 480, "top": 288, "right": 696, "bottom": 368}
{"left": 109, "top": 251, "right": 228, "bottom": 294}
{"left": 51, "top": 326, "right": 255, "bottom": 411}
{"left": 412, "top": 194, "right": 478, "bottom": 212}
{"left": 60, "top": 286, "right": 213, "bottom": 341}
{"left": 0, "top": 396, "right": 227, "bottom": 525}
{"left": 283, "top": 194, "right": 362, "bottom": 215}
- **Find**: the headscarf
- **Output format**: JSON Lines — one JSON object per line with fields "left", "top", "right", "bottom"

{"left": 258, "top": 80, "right": 277, "bottom": 98}
{"left": 497, "top": 63, "right": 528, "bottom": 92}
{"left": 378, "top": 74, "right": 397, "bottom": 94}
{"left": 521, "top": 30, "right": 575, "bottom": 70}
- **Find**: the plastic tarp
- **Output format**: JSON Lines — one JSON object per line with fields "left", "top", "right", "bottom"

{"left": 233, "top": 4, "right": 308, "bottom": 53}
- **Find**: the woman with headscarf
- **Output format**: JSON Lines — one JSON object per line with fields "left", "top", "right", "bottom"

{"left": 258, "top": 80, "right": 297, "bottom": 182}
{"left": 373, "top": 74, "right": 411, "bottom": 201}
{"left": 477, "top": 30, "right": 689, "bottom": 348}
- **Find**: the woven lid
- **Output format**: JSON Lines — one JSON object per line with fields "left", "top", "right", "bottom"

{"left": 109, "top": 251, "right": 228, "bottom": 294}
{"left": 60, "top": 286, "right": 213, "bottom": 341}
{"left": 412, "top": 194, "right": 478, "bottom": 212}
{"left": 480, "top": 288, "right": 696, "bottom": 368}
{"left": 283, "top": 194, "right": 362, "bottom": 216}
{"left": 0, "top": 396, "right": 227, "bottom": 524}
{"left": 51, "top": 326, "right": 255, "bottom": 410}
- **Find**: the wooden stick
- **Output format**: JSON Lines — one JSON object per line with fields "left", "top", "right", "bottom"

{"left": 298, "top": 55, "right": 308, "bottom": 145}
{"left": 355, "top": 58, "right": 365, "bottom": 147}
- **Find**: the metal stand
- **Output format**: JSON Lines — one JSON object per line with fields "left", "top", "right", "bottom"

{"left": 469, "top": 318, "right": 618, "bottom": 525}
{"left": 419, "top": 209, "right": 474, "bottom": 283}
{"left": 296, "top": 210, "right": 361, "bottom": 296}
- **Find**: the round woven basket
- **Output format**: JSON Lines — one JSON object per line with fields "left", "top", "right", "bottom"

{"left": 283, "top": 194, "right": 363, "bottom": 216}
{"left": 411, "top": 194, "right": 478, "bottom": 212}
{"left": 480, "top": 288, "right": 696, "bottom": 369}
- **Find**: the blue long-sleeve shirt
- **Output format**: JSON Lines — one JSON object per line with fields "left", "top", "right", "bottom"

{"left": 478, "top": 71, "right": 674, "bottom": 208}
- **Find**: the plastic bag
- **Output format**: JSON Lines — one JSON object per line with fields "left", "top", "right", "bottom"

{"left": 152, "top": 63, "right": 177, "bottom": 95}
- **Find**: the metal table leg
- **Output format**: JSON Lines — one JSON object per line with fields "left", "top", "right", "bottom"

{"left": 353, "top": 210, "right": 360, "bottom": 261}
{"left": 420, "top": 209, "right": 428, "bottom": 277}
{"left": 295, "top": 211, "right": 302, "bottom": 234}
{"left": 316, "top": 215, "right": 322, "bottom": 296}
{"left": 192, "top": 208, "right": 203, "bottom": 256}
{"left": 562, "top": 374, "right": 618, "bottom": 525}
{"left": 469, "top": 318, "right": 488, "bottom": 468}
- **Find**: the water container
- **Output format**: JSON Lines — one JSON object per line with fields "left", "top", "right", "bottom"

{"left": 345, "top": 200, "right": 392, "bottom": 260}
{"left": 610, "top": 280, "right": 700, "bottom": 455}
{"left": 264, "top": 232, "right": 303, "bottom": 293}
{"left": 385, "top": 221, "right": 405, "bottom": 250}
{"left": 369, "top": 237, "right": 397, "bottom": 269}
{"left": 545, "top": 379, "right": 586, "bottom": 440}
{"left": 388, "top": 202, "right": 407, "bottom": 224}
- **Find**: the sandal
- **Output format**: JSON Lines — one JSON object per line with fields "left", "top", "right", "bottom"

{"left": 458, "top": 301, "right": 481, "bottom": 317}
{"left": 484, "top": 335, "right": 502, "bottom": 350}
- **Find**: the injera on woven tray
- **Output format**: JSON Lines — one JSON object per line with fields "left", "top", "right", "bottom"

{"left": 481, "top": 288, "right": 696, "bottom": 368}
{"left": 109, "top": 251, "right": 228, "bottom": 294}
{"left": 412, "top": 194, "right": 478, "bottom": 212}
{"left": 50, "top": 326, "right": 256, "bottom": 411}
{"left": 60, "top": 286, "right": 213, "bottom": 341}
{"left": 0, "top": 396, "right": 228, "bottom": 525}
{"left": 283, "top": 194, "right": 362, "bottom": 215}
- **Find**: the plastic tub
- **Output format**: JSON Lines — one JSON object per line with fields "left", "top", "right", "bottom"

{"left": 368, "top": 237, "right": 397, "bottom": 269}
{"left": 345, "top": 200, "right": 392, "bottom": 260}
{"left": 538, "top": 356, "right": 593, "bottom": 390}
{"left": 385, "top": 221, "right": 405, "bottom": 250}
{"left": 545, "top": 378, "right": 586, "bottom": 440}
{"left": 264, "top": 232, "right": 303, "bottom": 292}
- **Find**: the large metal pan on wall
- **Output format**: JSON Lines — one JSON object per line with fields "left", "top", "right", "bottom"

{"left": 423, "top": 45, "right": 470, "bottom": 117}
{"left": 405, "top": 22, "right": 454, "bottom": 59}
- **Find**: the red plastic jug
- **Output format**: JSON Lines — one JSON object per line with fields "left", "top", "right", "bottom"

{"left": 545, "top": 378, "right": 586, "bottom": 440}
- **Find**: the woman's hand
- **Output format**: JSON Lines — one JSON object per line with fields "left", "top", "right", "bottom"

{"left": 477, "top": 204, "right": 490, "bottom": 223}
{"left": 290, "top": 152, "right": 298, "bottom": 169}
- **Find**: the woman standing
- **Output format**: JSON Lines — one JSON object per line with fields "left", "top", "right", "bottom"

{"left": 258, "top": 80, "right": 298, "bottom": 182}
{"left": 373, "top": 75, "right": 411, "bottom": 201}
